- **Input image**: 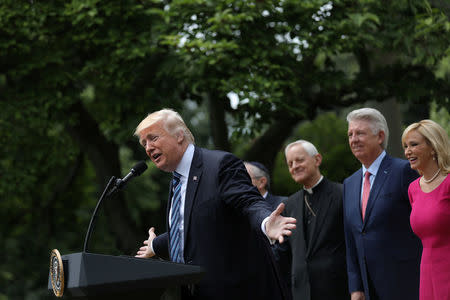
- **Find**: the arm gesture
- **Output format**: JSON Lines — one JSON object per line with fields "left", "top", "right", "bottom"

{"left": 265, "top": 203, "right": 296, "bottom": 243}
{"left": 135, "top": 227, "right": 157, "bottom": 258}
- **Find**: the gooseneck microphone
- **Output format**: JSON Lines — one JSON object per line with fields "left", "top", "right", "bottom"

{"left": 83, "top": 161, "right": 148, "bottom": 253}
{"left": 107, "top": 161, "right": 148, "bottom": 196}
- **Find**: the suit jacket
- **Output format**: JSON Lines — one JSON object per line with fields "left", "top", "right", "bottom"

{"left": 280, "top": 177, "right": 348, "bottom": 300}
{"left": 343, "top": 154, "right": 421, "bottom": 300}
{"left": 266, "top": 193, "right": 287, "bottom": 210}
{"left": 153, "top": 147, "right": 290, "bottom": 300}
{"left": 265, "top": 193, "right": 290, "bottom": 291}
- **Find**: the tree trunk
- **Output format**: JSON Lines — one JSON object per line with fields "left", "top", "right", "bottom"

{"left": 66, "top": 101, "right": 140, "bottom": 253}
{"left": 243, "top": 116, "right": 299, "bottom": 174}
{"left": 207, "top": 94, "right": 231, "bottom": 151}
{"left": 374, "top": 98, "right": 404, "bottom": 159}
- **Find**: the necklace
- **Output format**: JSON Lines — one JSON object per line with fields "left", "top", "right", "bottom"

{"left": 422, "top": 168, "right": 441, "bottom": 183}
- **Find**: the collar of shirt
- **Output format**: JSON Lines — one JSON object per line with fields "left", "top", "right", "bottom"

{"left": 360, "top": 150, "right": 386, "bottom": 200}
{"left": 175, "top": 143, "right": 195, "bottom": 181}
{"left": 304, "top": 175, "right": 324, "bottom": 194}
{"left": 262, "top": 191, "right": 268, "bottom": 199}
{"left": 362, "top": 150, "right": 386, "bottom": 179}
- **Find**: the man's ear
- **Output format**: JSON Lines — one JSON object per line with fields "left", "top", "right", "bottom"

{"left": 378, "top": 130, "right": 385, "bottom": 146}
{"left": 315, "top": 153, "right": 322, "bottom": 167}
{"left": 176, "top": 129, "right": 185, "bottom": 144}
{"left": 259, "top": 176, "right": 268, "bottom": 189}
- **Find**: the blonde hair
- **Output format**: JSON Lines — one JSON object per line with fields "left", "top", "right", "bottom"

{"left": 134, "top": 108, "right": 195, "bottom": 144}
{"left": 402, "top": 119, "right": 450, "bottom": 174}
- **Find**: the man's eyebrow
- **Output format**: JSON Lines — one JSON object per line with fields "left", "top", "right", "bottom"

{"left": 139, "top": 132, "right": 155, "bottom": 145}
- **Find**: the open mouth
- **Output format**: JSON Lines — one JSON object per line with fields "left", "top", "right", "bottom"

{"left": 152, "top": 153, "right": 162, "bottom": 161}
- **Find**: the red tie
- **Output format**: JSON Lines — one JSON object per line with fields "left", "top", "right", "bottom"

{"left": 362, "top": 171, "right": 371, "bottom": 220}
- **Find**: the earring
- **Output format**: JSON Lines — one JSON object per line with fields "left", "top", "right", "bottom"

{"left": 431, "top": 152, "right": 436, "bottom": 161}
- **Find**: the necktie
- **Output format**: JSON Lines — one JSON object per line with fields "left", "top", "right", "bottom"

{"left": 362, "top": 171, "right": 371, "bottom": 220}
{"left": 169, "top": 171, "right": 184, "bottom": 263}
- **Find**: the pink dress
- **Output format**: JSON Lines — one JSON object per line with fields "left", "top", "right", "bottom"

{"left": 409, "top": 175, "right": 450, "bottom": 300}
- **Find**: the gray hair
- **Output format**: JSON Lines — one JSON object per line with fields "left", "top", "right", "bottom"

{"left": 244, "top": 162, "right": 271, "bottom": 190}
{"left": 284, "top": 140, "right": 319, "bottom": 157}
{"left": 134, "top": 108, "right": 195, "bottom": 144}
{"left": 346, "top": 108, "right": 389, "bottom": 149}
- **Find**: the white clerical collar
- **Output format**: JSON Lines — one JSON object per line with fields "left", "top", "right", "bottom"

{"left": 304, "top": 175, "right": 324, "bottom": 194}
{"left": 175, "top": 144, "right": 194, "bottom": 179}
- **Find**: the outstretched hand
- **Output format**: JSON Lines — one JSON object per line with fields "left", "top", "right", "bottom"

{"left": 265, "top": 203, "right": 296, "bottom": 243}
{"left": 135, "top": 227, "right": 157, "bottom": 258}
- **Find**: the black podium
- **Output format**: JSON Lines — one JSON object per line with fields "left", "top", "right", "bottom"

{"left": 47, "top": 252, "right": 204, "bottom": 299}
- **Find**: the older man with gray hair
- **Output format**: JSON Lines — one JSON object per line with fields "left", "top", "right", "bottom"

{"left": 343, "top": 107, "right": 421, "bottom": 300}
{"left": 244, "top": 161, "right": 287, "bottom": 210}
{"left": 279, "top": 139, "right": 349, "bottom": 300}
{"left": 134, "top": 108, "right": 296, "bottom": 300}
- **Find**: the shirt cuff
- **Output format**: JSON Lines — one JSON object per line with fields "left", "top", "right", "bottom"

{"left": 261, "top": 217, "right": 276, "bottom": 245}
{"left": 150, "top": 239, "right": 155, "bottom": 256}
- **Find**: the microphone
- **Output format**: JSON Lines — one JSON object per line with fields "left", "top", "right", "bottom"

{"left": 115, "top": 160, "right": 148, "bottom": 189}
{"left": 107, "top": 161, "right": 148, "bottom": 196}
{"left": 83, "top": 161, "right": 148, "bottom": 252}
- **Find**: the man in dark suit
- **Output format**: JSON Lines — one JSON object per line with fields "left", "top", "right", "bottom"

{"left": 280, "top": 140, "right": 349, "bottom": 300}
{"left": 244, "top": 161, "right": 291, "bottom": 292}
{"left": 344, "top": 108, "right": 421, "bottom": 300}
{"left": 134, "top": 109, "right": 296, "bottom": 300}
{"left": 244, "top": 161, "right": 287, "bottom": 209}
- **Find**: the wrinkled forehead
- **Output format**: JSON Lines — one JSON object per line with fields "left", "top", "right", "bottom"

{"left": 348, "top": 119, "right": 373, "bottom": 130}
{"left": 138, "top": 122, "right": 167, "bottom": 144}
{"left": 286, "top": 144, "right": 309, "bottom": 160}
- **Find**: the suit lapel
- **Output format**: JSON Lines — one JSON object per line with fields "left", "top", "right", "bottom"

{"left": 183, "top": 147, "right": 203, "bottom": 245}
{"left": 350, "top": 169, "right": 364, "bottom": 227}
{"left": 363, "top": 155, "right": 391, "bottom": 226}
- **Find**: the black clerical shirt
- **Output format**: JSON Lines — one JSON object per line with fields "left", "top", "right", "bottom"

{"left": 303, "top": 176, "right": 324, "bottom": 249}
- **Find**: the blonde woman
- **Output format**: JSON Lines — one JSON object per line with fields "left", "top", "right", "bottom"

{"left": 402, "top": 119, "right": 450, "bottom": 300}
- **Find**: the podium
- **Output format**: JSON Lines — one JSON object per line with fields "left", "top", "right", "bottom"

{"left": 47, "top": 252, "right": 204, "bottom": 299}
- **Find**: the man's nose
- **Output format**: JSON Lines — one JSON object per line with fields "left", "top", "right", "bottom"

{"left": 145, "top": 143, "right": 154, "bottom": 153}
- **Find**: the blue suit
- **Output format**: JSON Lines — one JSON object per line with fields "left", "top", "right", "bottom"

{"left": 153, "top": 147, "right": 290, "bottom": 299}
{"left": 343, "top": 154, "right": 421, "bottom": 300}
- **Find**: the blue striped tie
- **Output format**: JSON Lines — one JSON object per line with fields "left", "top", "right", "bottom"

{"left": 169, "top": 171, "right": 184, "bottom": 263}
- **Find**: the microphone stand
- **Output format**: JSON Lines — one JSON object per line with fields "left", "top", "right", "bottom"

{"left": 83, "top": 176, "right": 117, "bottom": 253}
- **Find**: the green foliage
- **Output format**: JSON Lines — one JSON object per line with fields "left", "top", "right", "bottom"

{"left": 272, "top": 112, "right": 360, "bottom": 196}
{"left": 430, "top": 101, "right": 450, "bottom": 132}
{"left": 1, "top": 0, "right": 449, "bottom": 298}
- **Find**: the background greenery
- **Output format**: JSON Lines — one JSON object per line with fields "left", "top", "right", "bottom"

{"left": 0, "top": 0, "right": 449, "bottom": 298}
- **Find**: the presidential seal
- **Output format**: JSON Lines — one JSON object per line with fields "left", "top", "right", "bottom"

{"left": 49, "top": 249, "right": 64, "bottom": 297}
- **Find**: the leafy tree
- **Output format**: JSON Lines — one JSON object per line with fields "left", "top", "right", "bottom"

{"left": 430, "top": 101, "right": 450, "bottom": 132}
{"left": 0, "top": 0, "right": 449, "bottom": 298}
